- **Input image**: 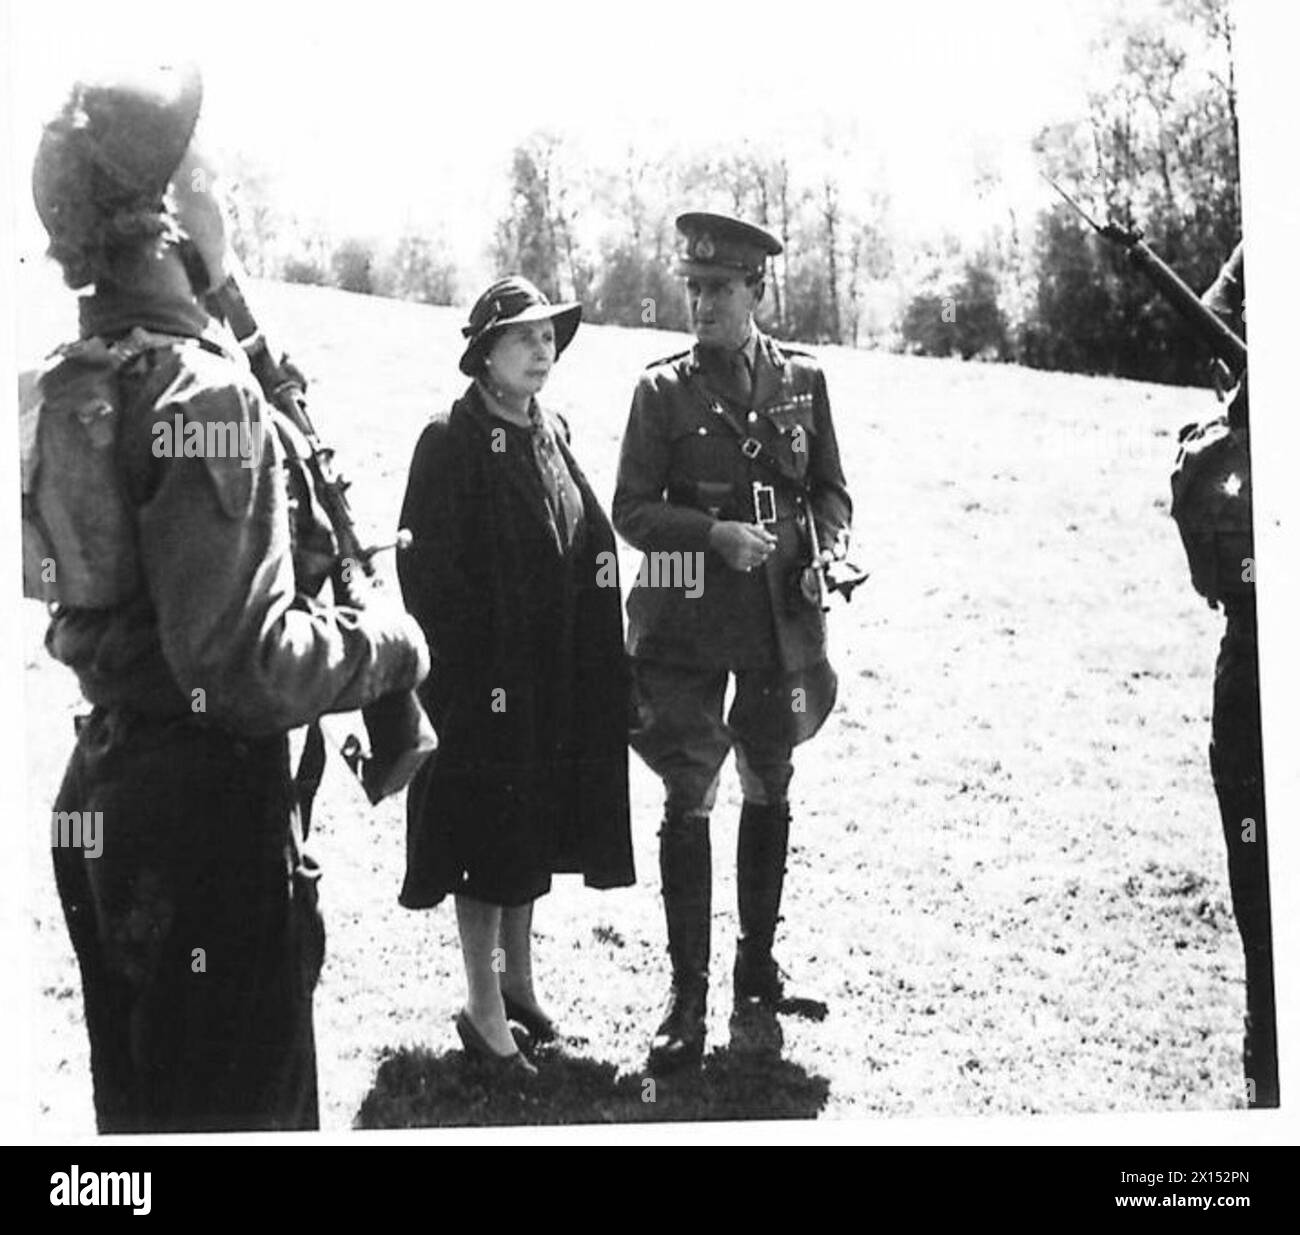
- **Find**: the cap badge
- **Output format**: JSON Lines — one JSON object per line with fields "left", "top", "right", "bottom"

{"left": 695, "top": 234, "right": 716, "bottom": 260}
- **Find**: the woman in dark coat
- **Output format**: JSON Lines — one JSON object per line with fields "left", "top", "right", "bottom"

{"left": 397, "top": 276, "right": 634, "bottom": 1075}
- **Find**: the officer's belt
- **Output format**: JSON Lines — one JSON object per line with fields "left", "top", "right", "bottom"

{"left": 667, "top": 481, "right": 802, "bottom": 524}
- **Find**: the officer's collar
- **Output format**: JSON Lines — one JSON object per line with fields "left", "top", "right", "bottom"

{"left": 79, "top": 287, "right": 211, "bottom": 343}
{"left": 688, "top": 328, "right": 786, "bottom": 374}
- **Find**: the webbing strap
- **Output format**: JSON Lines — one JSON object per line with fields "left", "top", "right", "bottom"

{"left": 687, "top": 377, "right": 808, "bottom": 496}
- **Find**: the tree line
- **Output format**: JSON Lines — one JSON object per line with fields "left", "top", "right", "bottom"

{"left": 226, "top": 0, "right": 1238, "bottom": 388}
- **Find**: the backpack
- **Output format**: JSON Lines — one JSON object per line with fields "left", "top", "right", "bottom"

{"left": 1169, "top": 411, "right": 1254, "bottom": 605}
{"left": 19, "top": 329, "right": 183, "bottom": 607}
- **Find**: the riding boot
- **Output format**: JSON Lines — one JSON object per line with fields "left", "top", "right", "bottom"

{"left": 647, "top": 811, "right": 711, "bottom": 1074}
{"left": 1244, "top": 949, "right": 1279, "bottom": 1108}
{"left": 734, "top": 799, "right": 790, "bottom": 1006}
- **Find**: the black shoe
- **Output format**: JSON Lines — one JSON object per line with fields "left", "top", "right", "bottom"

{"left": 648, "top": 980, "right": 707, "bottom": 1074}
{"left": 733, "top": 942, "right": 785, "bottom": 1006}
{"left": 735, "top": 947, "right": 828, "bottom": 1021}
{"left": 1244, "top": 1013, "right": 1279, "bottom": 1108}
{"left": 501, "top": 991, "right": 559, "bottom": 1045}
{"left": 729, "top": 995, "right": 784, "bottom": 1057}
{"left": 454, "top": 1010, "right": 538, "bottom": 1079}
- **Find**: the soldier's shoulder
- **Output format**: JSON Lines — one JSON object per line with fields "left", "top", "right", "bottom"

{"left": 767, "top": 340, "right": 829, "bottom": 395}
{"left": 642, "top": 346, "right": 694, "bottom": 374}
{"left": 770, "top": 339, "right": 820, "bottom": 368}
{"left": 635, "top": 349, "right": 696, "bottom": 404}
{"left": 145, "top": 336, "right": 258, "bottom": 421}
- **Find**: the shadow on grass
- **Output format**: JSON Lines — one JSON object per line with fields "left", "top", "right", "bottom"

{"left": 355, "top": 1041, "right": 831, "bottom": 1128}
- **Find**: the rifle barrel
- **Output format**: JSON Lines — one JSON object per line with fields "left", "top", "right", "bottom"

{"left": 1041, "top": 173, "right": 1247, "bottom": 377}
{"left": 204, "top": 275, "right": 436, "bottom": 804}
{"left": 1121, "top": 238, "right": 1247, "bottom": 374}
{"left": 209, "top": 277, "right": 374, "bottom": 577}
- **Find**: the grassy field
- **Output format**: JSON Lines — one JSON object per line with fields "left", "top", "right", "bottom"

{"left": 20, "top": 274, "right": 1246, "bottom": 1130}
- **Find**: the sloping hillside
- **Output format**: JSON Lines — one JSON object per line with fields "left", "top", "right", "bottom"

{"left": 21, "top": 277, "right": 1242, "bottom": 1129}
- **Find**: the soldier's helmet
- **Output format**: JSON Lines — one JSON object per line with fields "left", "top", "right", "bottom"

{"left": 32, "top": 63, "right": 203, "bottom": 289}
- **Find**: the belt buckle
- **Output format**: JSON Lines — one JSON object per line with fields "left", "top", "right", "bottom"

{"left": 741, "top": 437, "right": 763, "bottom": 460}
{"left": 752, "top": 481, "right": 777, "bottom": 526}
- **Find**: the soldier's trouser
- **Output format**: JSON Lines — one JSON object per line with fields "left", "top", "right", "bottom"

{"left": 51, "top": 709, "right": 324, "bottom": 1133}
{"left": 633, "top": 659, "right": 835, "bottom": 994}
{"left": 629, "top": 659, "right": 837, "bottom": 815}
{"left": 1209, "top": 613, "right": 1278, "bottom": 1105}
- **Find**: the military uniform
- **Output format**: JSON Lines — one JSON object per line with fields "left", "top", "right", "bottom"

{"left": 1197, "top": 244, "right": 1278, "bottom": 1107}
{"left": 36, "top": 289, "right": 427, "bottom": 1131}
{"left": 613, "top": 212, "right": 852, "bottom": 1070}
{"left": 25, "top": 64, "right": 432, "bottom": 1131}
{"left": 616, "top": 332, "right": 851, "bottom": 808}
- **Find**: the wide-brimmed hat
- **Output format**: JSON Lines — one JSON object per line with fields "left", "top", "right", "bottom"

{"left": 675, "top": 211, "right": 782, "bottom": 280}
{"left": 459, "top": 275, "right": 582, "bottom": 376}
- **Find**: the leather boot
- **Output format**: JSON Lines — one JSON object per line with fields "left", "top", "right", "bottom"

{"left": 734, "top": 799, "right": 790, "bottom": 1006}
{"left": 1244, "top": 958, "right": 1279, "bottom": 1107}
{"left": 647, "top": 812, "right": 711, "bottom": 1074}
{"left": 1244, "top": 1013, "right": 1279, "bottom": 1109}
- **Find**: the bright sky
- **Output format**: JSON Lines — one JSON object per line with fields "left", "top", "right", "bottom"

{"left": 7, "top": 0, "right": 1132, "bottom": 271}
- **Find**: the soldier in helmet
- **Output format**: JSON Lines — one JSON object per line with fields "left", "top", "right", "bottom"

{"left": 1197, "top": 242, "right": 1278, "bottom": 1108}
{"left": 613, "top": 212, "right": 853, "bottom": 1072}
{"left": 24, "top": 64, "right": 429, "bottom": 1131}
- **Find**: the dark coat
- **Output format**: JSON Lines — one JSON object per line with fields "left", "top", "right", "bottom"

{"left": 612, "top": 331, "right": 852, "bottom": 673}
{"left": 396, "top": 384, "right": 634, "bottom": 908}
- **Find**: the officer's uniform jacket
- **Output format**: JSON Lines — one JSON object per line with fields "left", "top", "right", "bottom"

{"left": 613, "top": 330, "right": 851, "bottom": 673}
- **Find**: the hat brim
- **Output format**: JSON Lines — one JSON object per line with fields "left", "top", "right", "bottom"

{"left": 676, "top": 211, "right": 782, "bottom": 255}
{"left": 676, "top": 258, "right": 765, "bottom": 281}
{"left": 459, "top": 301, "right": 582, "bottom": 376}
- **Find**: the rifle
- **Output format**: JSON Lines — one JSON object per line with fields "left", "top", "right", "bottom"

{"left": 1041, "top": 175, "right": 1247, "bottom": 378}
{"left": 206, "top": 274, "right": 436, "bottom": 805}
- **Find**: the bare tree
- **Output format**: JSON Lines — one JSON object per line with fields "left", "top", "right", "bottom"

{"left": 774, "top": 157, "right": 793, "bottom": 335}
{"left": 820, "top": 174, "right": 842, "bottom": 343}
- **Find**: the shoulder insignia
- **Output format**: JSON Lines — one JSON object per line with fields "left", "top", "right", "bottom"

{"left": 644, "top": 347, "right": 693, "bottom": 371}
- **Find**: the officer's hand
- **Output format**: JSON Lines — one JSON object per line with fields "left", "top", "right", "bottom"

{"left": 708, "top": 521, "right": 778, "bottom": 572}
{"left": 799, "top": 565, "right": 823, "bottom": 605}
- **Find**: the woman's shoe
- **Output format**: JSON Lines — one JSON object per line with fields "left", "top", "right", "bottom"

{"left": 454, "top": 1010, "right": 539, "bottom": 1078}
{"left": 501, "top": 991, "right": 559, "bottom": 1044}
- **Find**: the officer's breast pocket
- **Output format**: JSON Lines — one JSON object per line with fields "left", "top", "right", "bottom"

{"left": 765, "top": 397, "right": 818, "bottom": 476}
{"left": 670, "top": 420, "right": 735, "bottom": 477}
